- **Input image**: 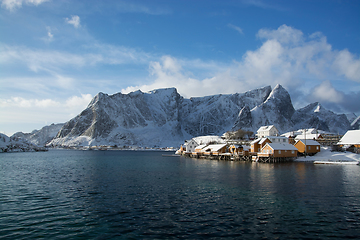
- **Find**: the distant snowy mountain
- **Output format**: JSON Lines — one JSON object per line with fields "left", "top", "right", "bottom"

{"left": 346, "top": 113, "right": 357, "bottom": 123}
{"left": 351, "top": 116, "right": 360, "bottom": 130}
{"left": 0, "top": 133, "right": 46, "bottom": 152}
{"left": 12, "top": 123, "right": 64, "bottom": 146}
{"left": 48, "top": 84, "right": 351, "bottom": 148}
{"left": 291, "top": 102, "right": 350, "bottom": 134}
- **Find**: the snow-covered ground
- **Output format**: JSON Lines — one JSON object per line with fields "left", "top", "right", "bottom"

{"left": 295, "top": 146, "right": 360, "bottom": 162}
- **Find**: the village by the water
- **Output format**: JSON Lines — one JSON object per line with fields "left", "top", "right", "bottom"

{"left": 175, "top": 126, "right": 360, "bottom": 164}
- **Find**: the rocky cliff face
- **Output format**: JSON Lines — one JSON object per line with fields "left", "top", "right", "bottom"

{"left": 49, "top": 85, "right": 351, "bottom": 147}
{"left": 351, "top": 116, "right": 360, "bottom": 130}
{"left": 0, "top": 133, "right": 47, "bottom": 152}
{"left": 234, "top": 84, "right": 295, "bottom": 133}
{"left": 291, "top": 102, "right": 350, "bottom": 134}
{"left": 12, "top": 123, "right": 64, "bottom": 146}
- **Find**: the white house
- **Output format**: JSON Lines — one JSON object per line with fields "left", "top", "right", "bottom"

{"left": 267, "top": 136, "right": 288, "bottom": 144}
{"left": 337, "top": 130, "right": 360, "bottom": 148}
{"left": 256, "top": 125, "right": 279, "bottom": 138}
{"left": 184, "top": 139, "right": 199, "bottom": 153}
{"left": 184, "top": 135, "right": 224, "bottom": 153}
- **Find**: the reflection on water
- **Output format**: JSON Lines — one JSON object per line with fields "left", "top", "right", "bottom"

{"left": 0, "top": 150, "right": 359, "bottom": 239}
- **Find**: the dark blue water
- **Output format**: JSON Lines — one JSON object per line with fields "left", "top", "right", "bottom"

{"left": 1, "top": 150, "right": 359, "bottom": 239}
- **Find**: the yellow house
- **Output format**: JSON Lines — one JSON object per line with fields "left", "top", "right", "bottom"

{"left": 229, "top": 144, "right": 243, "bottom": 154}
{"left": 202, "top": 144, "right": 228, "bottom": 155}
{"left": 258, "top": 143, "right": 298, "bottom": 158}
{"left": 251, "top": 138, "right": 271, "bottom": 152}
{"left": 294, "top": 139, "right": 321, "bottom": 155}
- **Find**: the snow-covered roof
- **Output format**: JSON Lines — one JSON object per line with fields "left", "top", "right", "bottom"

{"left": 338, "top": 130, "right": 360, "bottom": 145}
{"left": 190, "top": 135, "right": 224, "bottom": 145}
{"left": 195, "top": 144, "right": 207, "bottom": 150}
{"left": 251, "top": 137, "right": 271, "bottom": 145}
{"left": 295, "top": 134, "right": 321, "bottom": 140}
{"left": 203, "top": 143, "right": 227, "bottom": 152}
{"left": 250, "top": 138, "right": 261, "bottom": 144}
{"left": 295, "top": 139, "right": 320, "bottom": 146}
{"left": 259, "top": 138, "right": 270, "bottom": 144}
{"left": 257, "top": 125, "right": 276, "bottom": 132}
{"left": 281, "top": 129, "right": 335, "bottom": 138}
{"left": 264, "top": 143, "right": 298, "bottom": 151}
{"left": 267, "top": 136, "right": 288, "bottom": 140}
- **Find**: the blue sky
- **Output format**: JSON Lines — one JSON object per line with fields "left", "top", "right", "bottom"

{"left": 1, "top": 0, "right": 360, "bottom": 135}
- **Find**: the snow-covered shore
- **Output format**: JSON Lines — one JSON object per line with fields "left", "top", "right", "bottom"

{"left": 295, "top": 146, "right": 360, "bottom": 162}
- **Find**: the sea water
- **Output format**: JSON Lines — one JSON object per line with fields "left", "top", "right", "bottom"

{"left": 0, "top": 149, "right": 359, "bottom": 239}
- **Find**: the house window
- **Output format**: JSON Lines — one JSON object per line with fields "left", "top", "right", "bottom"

{"left": 308, "top": 146, "right": 311, "bottom": 150}
{"left": 292, "top": 150, "right": 295, "bottom": 154}
{"left": 278, "top": 150, "right": 281, "bottom": 154}
{"left": 316, "top": 146, "right": 319, "bottom": 150}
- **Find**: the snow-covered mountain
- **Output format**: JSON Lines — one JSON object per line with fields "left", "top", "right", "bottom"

{"left": 12, "top": 123, "right": 64, "bottom": 146}
{"left": 351, "top": 116, "right": 360, "bottom": 130}
{"left": 232, "top": 84, "right": 295, "bottom": 133}
{"left": 0, "top": 133, "right": 47, "bottom": 152}
{"left": 291, "top": 102, "right": 350, "bottom": 134}
{"left": 346, "top": 113, "right": 357, "bottom": 123}
{"left": 48, "top": 84, "right": 351, "bottom": 148}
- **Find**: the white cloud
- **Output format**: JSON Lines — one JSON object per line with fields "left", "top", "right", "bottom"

{"left": 65, "top": 94, "right": 93, "bottom": 108}
{"left": 123, "top": 24, "right": 360, "bottom": 104}
{"left": 0, "top": 44, "right": 86, "bottom": 72}
{"left": 122, "top": 56, "right": 246, "bottom": 97}
{"left": 65, "top": 15, "right": 81, "bottom": 28}
{"left": 227, "top": 23, "right": 244, "bottom": 34}
{"left": 333, "top": 49, "right": 360, "bottom": 82}
{"left": 257, "top": 24, "right": 303, "bottom": 44}
{"left": 0, "top": 43, "right": 150, "bottom": 73}
{"left": 0, "top": 94, "right": 93, "bottom": 135}
{"left": 0, "top": 94, "right": 93, "bottom": 109}
{"left": 0, "top": 97, "right": 60, "bottom": 108}
{"left": 309, "top": 81, "right": 344, "bottom": 103}
{"left": 1, "top": 0, "right": 49, "bottom": 11}
{"left": 42, "top": 26, "right": 54, "bottom": 43}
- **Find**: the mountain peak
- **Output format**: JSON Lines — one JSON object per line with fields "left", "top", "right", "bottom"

{"left": 313, "top": 102, "right": 322, "bottom": 113}
{"left": 147, "top": 87, "right": 178, "bottom": 96}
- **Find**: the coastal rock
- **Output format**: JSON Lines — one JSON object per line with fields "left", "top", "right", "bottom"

{"left": 0, "top": 133, "right": 46, "bottom": 152}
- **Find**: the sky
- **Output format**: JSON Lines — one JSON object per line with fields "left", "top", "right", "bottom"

{"left": 1, "top": 0, "right": 360, "bottom": 136}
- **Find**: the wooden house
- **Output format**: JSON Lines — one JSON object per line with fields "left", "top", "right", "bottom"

{"left": 294, "top": 139, "right": 321, "bottom": 155}
{"left": 251, "top": 138, "right": 271, "bottom": 152}
{"left": 337, "top": 130, "right": 360, "bottom": 152}
{"left": 229, "top": 144, "right": 243, "bottom": 154}
{"left": 184, "top": 135, "right": 224, "bottom": 153}
{"left": 256, "top": 125, "right": 279, "bottom": 138}
{"left": 194, "top": 144, "right": 207, "bottom": 153}
{"left": 202, "top": 144, "right": 228, "bottom": 155}
{"left": 184, "top": 139, "right": 199, "bottom": 153}
{"left": 258, "top": 143, "right": 298, "bottom": 158}
{"left": 177, "top": 144, "right": 186, "bottom": 154}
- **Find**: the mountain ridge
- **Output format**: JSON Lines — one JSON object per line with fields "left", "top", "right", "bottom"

{"left": 47, "top": 84, "right": 351, "bottom": 147}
